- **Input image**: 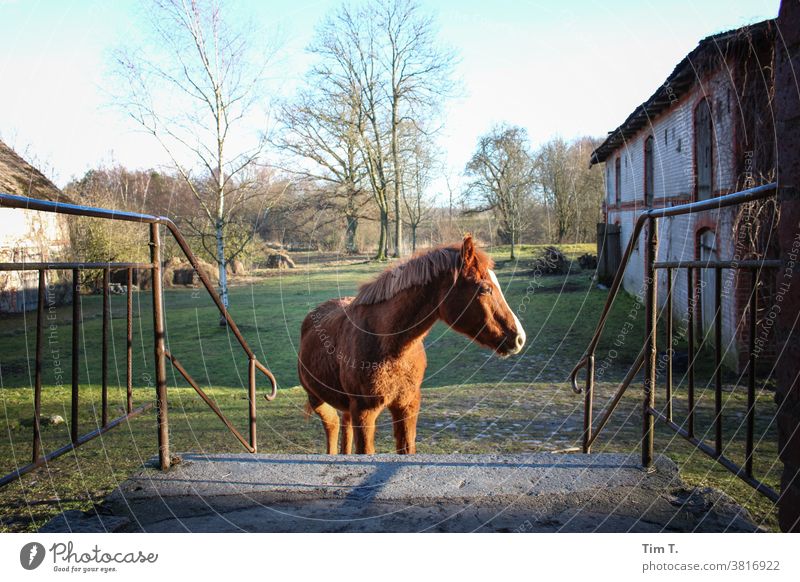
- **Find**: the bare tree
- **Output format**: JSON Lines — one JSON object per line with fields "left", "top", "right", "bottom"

{"left": 400, "top": 123, "right": 436, "bottom": 252}
{"left": 535, "top": 136, "right": 604, "bottom": 243}
{"left": 375, "top": 0, "right": 456, "bottom": 257}
{"left": 308, "top": 0, "right": 455, "bottom": 260}
{"left": 272, "top": 81, "right": 371, "bottom": 253}
{"left": 309, "top": 4, "right": 393, "bottom": 259}
{"left": 113, "top": 0, "right": 274, "bottom": 319}
{"left": 464, "top": 124, "right": 535, "bottom": 260}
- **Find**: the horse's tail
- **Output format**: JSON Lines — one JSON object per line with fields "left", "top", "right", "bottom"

{"left": 303, "top": 400, "right": 314, "bottom": 421}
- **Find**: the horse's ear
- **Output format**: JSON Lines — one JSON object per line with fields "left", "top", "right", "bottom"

{"left": 461, "top": 234, "right": 478, "bottom": 276}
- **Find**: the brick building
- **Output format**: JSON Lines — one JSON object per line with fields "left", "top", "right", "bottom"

{"left": 591, "top": 20, "right": 777, "bottom": 371}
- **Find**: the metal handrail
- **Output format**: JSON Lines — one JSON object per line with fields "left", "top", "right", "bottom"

{"left": 0, "top": 193, "right": 273, "bottom": 372}
{"left": 569, "top": 182, "right": 780, "bottom": 502}
{"left": 569, "top": 182, "right": 778, "bottom": 395}
{"left": 0, "top": 192, "right": 277, "bottom": 476}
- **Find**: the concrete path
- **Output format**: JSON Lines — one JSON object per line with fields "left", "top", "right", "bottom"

{"left": 40, "top": 453, "right": 760, "bottom": 533}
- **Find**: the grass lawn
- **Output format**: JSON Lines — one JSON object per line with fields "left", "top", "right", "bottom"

{"left": 0, "top": 247, "right": 781, "bottom": 531}
{"left": 487, "top": 242, "right": 596, "bottom": 263}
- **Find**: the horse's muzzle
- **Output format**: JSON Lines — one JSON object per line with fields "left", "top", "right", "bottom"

{"left": 497, "top": 329, "right": 526, "bottom": 357}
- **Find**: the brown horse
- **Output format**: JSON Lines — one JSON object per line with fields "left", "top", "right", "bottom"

{"left": 297, "top": 235, "right": 525, "bottom": 454}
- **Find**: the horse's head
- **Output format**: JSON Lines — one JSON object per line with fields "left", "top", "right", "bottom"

{"left": 439, "top": 235, "right": 526, "bottom": 357}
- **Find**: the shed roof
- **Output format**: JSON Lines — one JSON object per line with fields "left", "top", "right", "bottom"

{"left": 590, "top": 19, "right": 774, "bottom": 165}
{"left": 0, "top": 139, "right": 70, "bottom": 203}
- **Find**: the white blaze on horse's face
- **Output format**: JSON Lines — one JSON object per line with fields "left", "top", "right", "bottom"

{"left": 488, "top": 270, "right": 526, "bottom": 355}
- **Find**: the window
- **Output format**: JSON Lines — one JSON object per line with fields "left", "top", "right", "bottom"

{"left": 644, "top": 135, "right": 654, "bottom": 206}
{"left": 694, "top": 98, "right": 713, "bottom": 200}
{"left": 614, "top": 157, "right": 621, "bottom": 206}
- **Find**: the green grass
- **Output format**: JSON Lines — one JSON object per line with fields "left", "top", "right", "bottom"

{"left": 487, "top": 242, "right": 596, "bottom": 263}
{"left": 0, "top": 247, "right": 781, "bottom": 531}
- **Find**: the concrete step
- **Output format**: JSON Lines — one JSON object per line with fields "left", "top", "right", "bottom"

{"left": 41, "top": 452, "right": 760, "bottom": 533}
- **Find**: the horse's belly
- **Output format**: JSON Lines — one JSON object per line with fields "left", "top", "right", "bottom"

{"left": 300, "top": 302, "right": 426, "bottom": 410}
{"left": 298, "top": 324, "right": 351, "bottom": 411}
{"left": 340, "top": 348, "right": 426, "bottom": 406}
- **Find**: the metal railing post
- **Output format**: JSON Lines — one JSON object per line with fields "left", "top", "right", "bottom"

{"left": 687, "top": 267, "right": 696, "bottom": 438}
{"left": 582, "top": 354, "right": 595, "bottom": 453}
{"left": 71, "top": 269, "right": 81, "bottom": 443}
{"left": 714, "top": 266, "right": 723, "bottom": 456}
{"left": 33, "top": 271, "right": 45, "bottom": 463}
{"left": 249, "top": 358, "right": 257, "bottom": 453}
{"left": 643, "top": 216, "right": 658, "bottom": 470}
{"left": 102, "top": 268, "right": 110, "bottom": 427}
{"left": 746, "top": 269, "right": 758, "bottom": 476}
{"left": 126, "top": 268, "right": 133, "bottom": 414}
{"left": 665, "top": 267, "right": 673, "bottom": 422}
{"left": 150, "top": 224, "right": 170, "bottom": 470}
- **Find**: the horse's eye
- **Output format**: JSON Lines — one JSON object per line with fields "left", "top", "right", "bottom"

{"left": 479, "top": 284, "right": 493, "bottom": 296}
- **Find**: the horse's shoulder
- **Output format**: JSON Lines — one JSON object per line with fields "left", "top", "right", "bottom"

{"left": 302, "top": 297, "right": 353, "bottom": 330}
{"left": 319, "top": 296, "right": 353, "bottom": 315}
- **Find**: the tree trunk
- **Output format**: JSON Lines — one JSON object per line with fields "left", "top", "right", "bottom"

{"left": 216, "top": 218, "right": 229, "bottom": 326}
{"left": 391, "top": 94, "right": 401, "bottom": 258}
{"left": 510, "top": 228, "right": 516, "bottom": 260}
{"left": 393, "top": 194, "right": 401, "bottom": 257}
{"left": 411, "top": 224, "right": 417, "bottom": 253}
{"left": 375, "top": 209, "right": 388, "bottom": 260}
{"left": 383, "top": 211, "right": 390, "bottom": 258}
{"left": 345, "top": 215, "right": 359, "bottom": 254}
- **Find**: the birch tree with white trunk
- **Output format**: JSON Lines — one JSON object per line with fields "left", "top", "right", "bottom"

{"left": 113, "top": 0, "right": 275, "bottom": 321}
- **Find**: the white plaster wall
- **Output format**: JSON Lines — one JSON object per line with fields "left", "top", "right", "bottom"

{"left": 603, "top": 64, "right": 744, "bottom": 369}
{"left": 0, "top": 208, "right": 71, "bottom": 312}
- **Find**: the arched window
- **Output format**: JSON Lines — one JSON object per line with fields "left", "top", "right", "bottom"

{"left": 644, "top": 136, "right": 654, "bottom": 206}
{"left": 694, "top": 99, "right": 713, "bottom": 200}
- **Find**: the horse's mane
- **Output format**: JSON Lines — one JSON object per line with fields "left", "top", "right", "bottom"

{"left": 352, "top": 244, "right": 493, "bottom": 306}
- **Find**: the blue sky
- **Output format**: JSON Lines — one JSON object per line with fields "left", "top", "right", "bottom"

{"left": 0, "top": 0, "right": 780, "bottom": 189}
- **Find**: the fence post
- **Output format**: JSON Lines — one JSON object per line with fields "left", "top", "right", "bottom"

{"left": 643, "top": 216, "right": 658, "bottom": 470}
{"left": 150, "top": 223, "right": 170, "bottom": 470}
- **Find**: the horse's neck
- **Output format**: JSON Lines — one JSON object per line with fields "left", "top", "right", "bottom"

{"left": 371, "top": 277, "right": 444, "bottom": 354}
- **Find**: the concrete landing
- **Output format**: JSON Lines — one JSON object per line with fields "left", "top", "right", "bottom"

{"left": 42, "top": 453, "right": 760, "bottom": 533}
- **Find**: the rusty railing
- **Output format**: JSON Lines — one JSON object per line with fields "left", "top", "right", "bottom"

{"left": 569, "top": 182, "right": 780, "bottom": 502}
{"left": 0, "top": 192, "right": 277, "bottom": 487}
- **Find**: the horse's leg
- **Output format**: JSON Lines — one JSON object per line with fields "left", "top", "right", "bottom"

{"left": 310, "top": 400, "right": 340, "bottom": 455}
{"left": 350, "top": 403, "right": 382, "bottom": 454}
{"left": 389, "top": 397, "right": 420, "bottom": 454}
{"left": 340, "top": 411, "right": 353, "bottom": 454}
